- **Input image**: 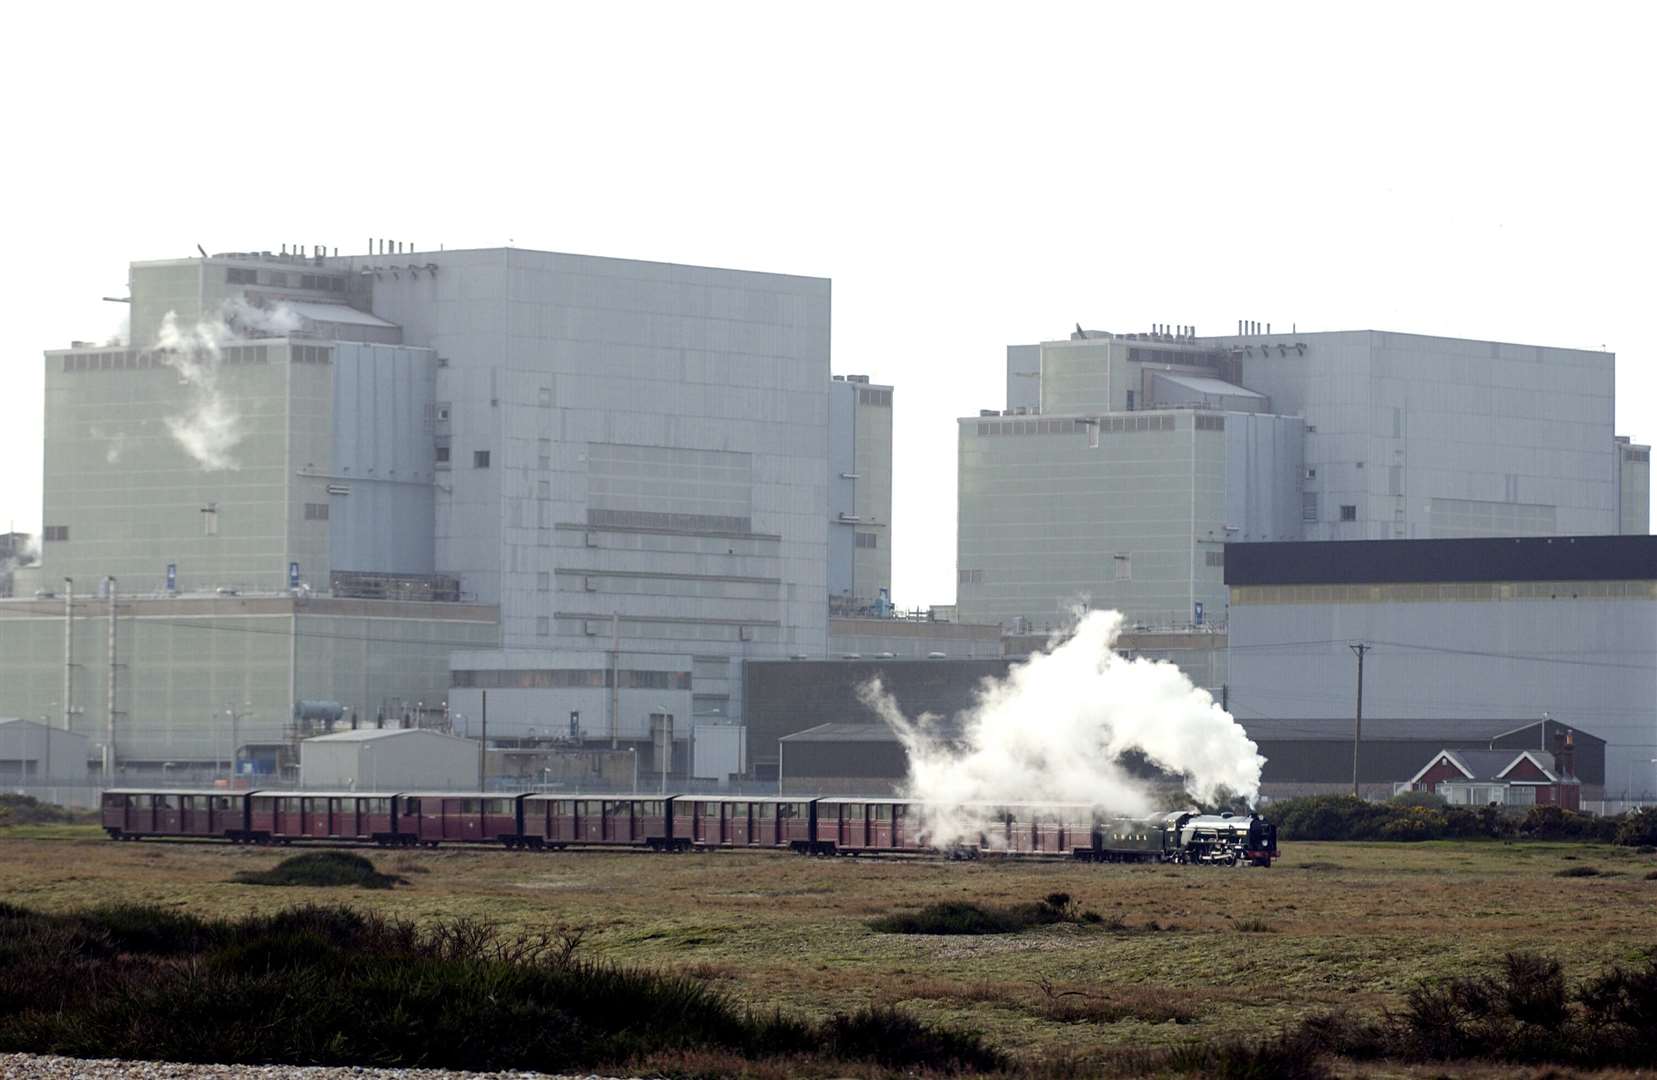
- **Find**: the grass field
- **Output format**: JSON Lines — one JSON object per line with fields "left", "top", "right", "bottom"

{"left": 3, "top": 826, "right": 1656, "bottom": 1073}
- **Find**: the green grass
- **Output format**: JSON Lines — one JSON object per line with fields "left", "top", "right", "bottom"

{"left": 231, "top": 851, "right": 408, "bottom": 890}
{"left": 4, "top": 834, "right": 1656, "bottom": 1070}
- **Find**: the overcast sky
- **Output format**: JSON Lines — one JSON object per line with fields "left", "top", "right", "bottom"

{"left": 4, "top": 1, "right": 1652, "bottom": 606}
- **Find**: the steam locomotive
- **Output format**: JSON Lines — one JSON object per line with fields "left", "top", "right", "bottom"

{"left": 99, "top": 789, "right": 1277, "bottom": 866}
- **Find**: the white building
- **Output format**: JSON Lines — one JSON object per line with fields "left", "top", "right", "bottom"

{"left": 960, "top": 325, "right": 1649, "bottom": 634}
{"left": 300, "top": 727, "right": 478, "bottom": 791}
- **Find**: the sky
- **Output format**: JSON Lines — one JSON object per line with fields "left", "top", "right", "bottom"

{"left": 3, "top": 1, "right": 1652, "bottom": 607}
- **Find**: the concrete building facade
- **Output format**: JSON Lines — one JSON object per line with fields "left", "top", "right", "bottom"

{"left": 961, "top": 325, "right": 1647, "bottom": 638}
{"left": 828, "top": 375, "right": 893, "bottom": 612}
{"left": 1225, "top": 536, "right": 1657, "bottom": 801}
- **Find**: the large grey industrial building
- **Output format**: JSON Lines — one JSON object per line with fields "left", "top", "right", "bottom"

{"left": 4, "top": 242, "right": 863, "bottom": 785}
{"left": 967, "top": 325, "right": 1649, "bottom": 635}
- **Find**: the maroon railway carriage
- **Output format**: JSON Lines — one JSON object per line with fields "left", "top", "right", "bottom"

{"left": 815, "top": 798, "right": 933, "bottom": 855}
{"left": 245, "top": 792, "right": 410, "bottom": 845}
{"left": 991, "top": 803, "right": 1097, "bottom": 858}
{"left": 101, "top": 789, "right": 247, "bottom": 841}
{"left": 522, "top": 795, "right": 679, "bottom": 850}
{"left": 400, "top": 793, "right": 526, "bottom": 848}
{"left": 671, "top": 796, "right": 814, "bottom": 851}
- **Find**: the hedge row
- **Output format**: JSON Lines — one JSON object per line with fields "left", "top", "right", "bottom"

{"left": 1268, "top": 795, "right": 1657, "bottom": 845}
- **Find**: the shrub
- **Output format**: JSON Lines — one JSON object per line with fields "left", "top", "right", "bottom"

{"left": 869, "top": 893, "right": 1103, "bottom": 935}
{"left": 1296, "top": 951, "right": 1657, "bottom": 1069}
{"left": 231, "top": 852, "right": 408, "bottom": 890}
{"left": 1390, "top": 789, "right": 1447, "bottom": 809}
{"left": 1615, "top": 808, "right": 1657, "bottom": 848}
{"left": 0, "top": 902, "right": 1000, "bottom": 1074}
{"left": 0, "top": 794, "right": 92, "bottom": 828}
{"left": 1232, "top": 917, "right": 1277, "bottom": 933}
{"left": 1553, "top": 865, "right": 1602, "bottom": 878}
{"left": 1519, "top": 805, "right": 1620, "bottom": 843}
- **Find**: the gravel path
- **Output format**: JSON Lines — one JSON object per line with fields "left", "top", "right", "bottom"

{"left": 0, "top": 1055, "right": 633, "bottom": 1080}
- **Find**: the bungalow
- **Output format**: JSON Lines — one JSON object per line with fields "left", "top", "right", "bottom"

{"left": 1401, "top": 748, "right": 1579, "bottom": 810}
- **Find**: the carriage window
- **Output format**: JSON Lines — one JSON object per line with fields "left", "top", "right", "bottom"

{"left": 458, "top": 800, "right": 480, "bottom": 814}
{"left": 578, "top": 800, "right": 599, "bottom": 816}
{"left": 893, "top": 804, "right": 906, "bottom": 818}
{"left": 757, "top": 803, "right": 775, "bottom": 819}
{"left": 674, "top": 800, "right": 693, "bottom": 816}
{"left": 844, "top": 805, "right": 864, "bottom": 820}
{"left": 128, "top": 794, "right": 145, "bottom": 809}
{"left": 155, "top": 795, "right": 178, "bottom": 810}
{"left": 303, "top": 798, "right": 321, "bottom": 813}
{"left": 874, "top": 805, "right": 891, "bottom": 821}
{"left": 401, "top": 798, "right": 420, "bottom": 815}
{"left": 605, "top": 800, "right": 630, "bottom": 816}
{"left": 642, "top": 801, "right": 663, "bottom": 816}
{"left": 486, "top": 799, "right": 512, "bottom": 815}
{"left": 550, "top": 800, "right": 569, "bottom": 815}
{"left": 212, "top": 797, "right": 234, "bottom": 811}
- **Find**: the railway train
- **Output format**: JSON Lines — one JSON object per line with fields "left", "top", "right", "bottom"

{"left": 99, "top": 789, "right": 1277, "bottom": 866}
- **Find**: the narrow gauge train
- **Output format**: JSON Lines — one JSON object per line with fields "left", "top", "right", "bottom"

{"left": 99, "top": 790, "right": 1277, "bottom": 866}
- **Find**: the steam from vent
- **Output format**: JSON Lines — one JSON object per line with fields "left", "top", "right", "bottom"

{"left": 860, "top": 609, "right": 1264, "bottom": 846}
{"left": 148, "top": 299, "right": 302, "bottom": 471}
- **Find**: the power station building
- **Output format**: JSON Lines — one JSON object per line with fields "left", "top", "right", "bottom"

{"left": 962, "top": 326, "right": 1649, "bottom": 636}
{"left": 4, "top": 243, "right": 842, "bottom": 784}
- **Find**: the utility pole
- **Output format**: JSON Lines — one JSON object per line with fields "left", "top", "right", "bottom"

{"left": 1350, "top": 643, "right": 1370, "bottom": 798}
{"left": 106, "top": 577, "right": 117, "bottom": 783}
{"left": 478, "top": 690, "right": 488, "bottom": 790}
{"left": 608, "top": 612, "right": 620, "bottom": 749}
{"left": 57, "top": 578, "right": 72, "bottom": 783}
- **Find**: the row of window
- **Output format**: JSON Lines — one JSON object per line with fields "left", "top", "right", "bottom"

{"left": 226, "top": 267, "right": 347, "bottom": 291}
{"left": 973, "top": 414, "right": 1188, "bottom": 439}
{"left": 303, "top": 503, "right": 330, "bottom": 521}
{"left": 292, "top": 345, "right": 333, "bottom": 365}
{"left": 857, "top": 387, "right": 893, "bottom": 407}
{"left": 59, "top": 344, "right": 319, "bottom": 373}
{"left": 854, "top": 532, "right": 878, "bottom": 549}
{"left": 450, "top": 668, "right": 693, "bottom": 690}
{"left": 43, "top": 525, "right": 68, "bottom": 542}
{"left": 1301, "top": 493, "right": 1358, "bottom": 523}
{"left": 1231, "top": 580, "right": 1657, "bottom": 605}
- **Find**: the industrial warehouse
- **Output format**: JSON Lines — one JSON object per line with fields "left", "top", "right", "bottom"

{"left": 0, "top": 245, "right": 1651, "bottom": 809}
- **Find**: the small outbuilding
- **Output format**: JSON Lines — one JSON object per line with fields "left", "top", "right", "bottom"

{"left": 1402, "top": 748, "right": 1581, "bottom": 810}
{"left": 0, "top": 718, "right": 92, "bottom": 783}
{"left": 300, "top": 728, "right": 477, "bottom": 791}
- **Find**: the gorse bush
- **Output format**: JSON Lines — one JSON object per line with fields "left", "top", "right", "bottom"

{"left": 231, "top": 851, "right": 408, "bottom": 890}
{"left": 0, "top": 902, "right": 1002, "bottom": 1074}
{"left": 1295, "top": 951, "right": 1657, "bottom": 1069}
{"left": 0, "top": 794, "right": 91, "bottom": 827}
{"left": 869, "top": 893, "right": 1105, "bottom": 935}
{"left": 1271, "top": 794, "right": 1650, "bottom": 846}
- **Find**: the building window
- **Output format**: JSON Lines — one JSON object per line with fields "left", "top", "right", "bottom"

{"left": 855, "top": 532, "right": 878, "bottom": 549}
{"left": 303, "top": 502, "right": 329, "bottom": 522}
{"left": 1302, "top": 492, "right": 1319, "bottom": 523}
{"left": 1205, "top": 550, "right": 1225, "bottom": 567}
{"left": 1125, "top": 390, "right": 1135, "bottom": 411}
{"left": 1340, "top": 504, "right": 1358, "bottom": 522}
{"left": 434, "top": 445, "right": 450, "bottom": 464}
{"left": 958, "top": 569, "right": 983, "bottom": 585}
{"left": 473, "top": 450, "right": 491, "bottom": 468}
{"left": 43, "top": 525, "right": 69, "bottom": 542}
{"left": 1113, "top": 553, "right": 1131, "bottom": 580}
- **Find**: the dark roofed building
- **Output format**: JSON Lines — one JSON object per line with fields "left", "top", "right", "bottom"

{"left": 778, "top": 723, "right": 907, "bottom": 795}
{"left": 1239, "top": 716, "right": 1603, "bottom": 801}
{"left": 744, "top": 658, "right": 1009, "bottom": 780}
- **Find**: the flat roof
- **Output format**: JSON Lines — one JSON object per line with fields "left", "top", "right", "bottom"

{"left": 780, "top": 723, "right": 901, "bottom": 743}
{"left": 305, "top": 728, "right": 465, "bottom": 743}
{"left": 1225, "top": 536, "right": 1657, "bottom": 587}
{"left": 1240, "top": 716, "right": 1603, "bottom": 744}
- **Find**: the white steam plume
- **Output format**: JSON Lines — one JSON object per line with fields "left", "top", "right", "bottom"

{"left": 860, "top": 609, "right": 1264, "bottom": 846}
{"left": 148, "top": 299, "right": 302, "bottom": 471}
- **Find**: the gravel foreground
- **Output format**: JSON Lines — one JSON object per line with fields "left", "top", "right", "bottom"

{"left": 0, "top": 1056, "right": 633, "bottom": 1080}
